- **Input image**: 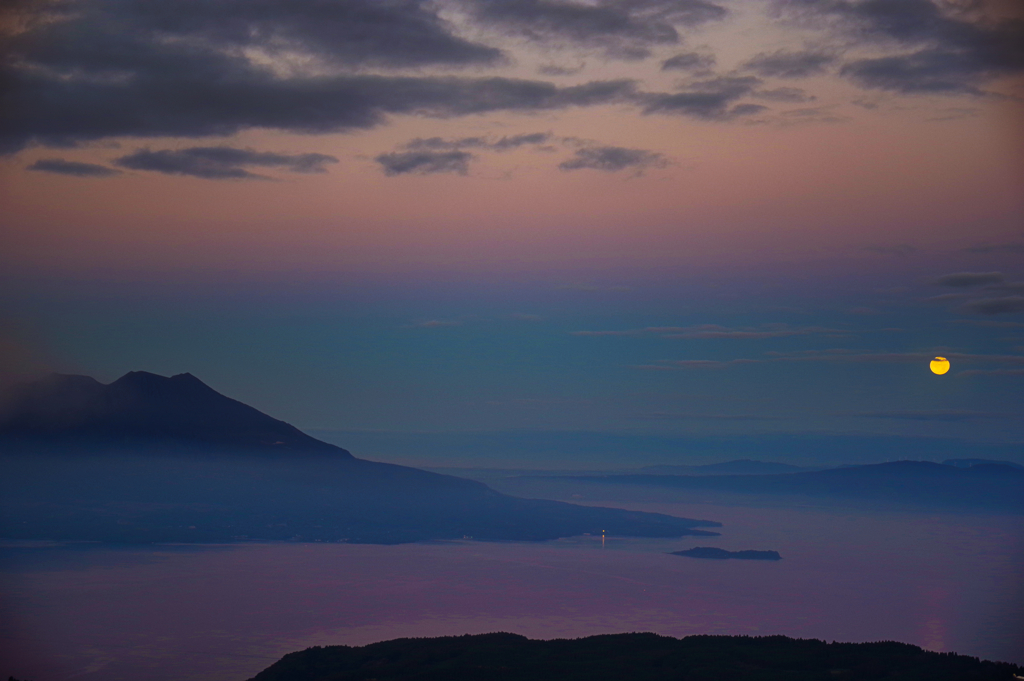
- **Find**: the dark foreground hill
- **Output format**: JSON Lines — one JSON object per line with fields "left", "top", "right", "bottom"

{"left": 247, "top": 632, "right": 1022, "bottom": 681}
{"left": 0, "top": 373, "right": 718, "bottom": 544}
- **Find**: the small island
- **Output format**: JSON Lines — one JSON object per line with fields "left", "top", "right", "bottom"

{"left": 671, "top": 547, "right": 781, "bottom": 561}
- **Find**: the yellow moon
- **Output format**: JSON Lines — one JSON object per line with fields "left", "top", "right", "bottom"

{"left": 930, "top": 357, "right": 950, "bottom": 375}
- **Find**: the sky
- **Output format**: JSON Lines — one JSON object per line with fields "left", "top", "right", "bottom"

{"left": 1, "top": 0, "right": 1023, "bottom": 466}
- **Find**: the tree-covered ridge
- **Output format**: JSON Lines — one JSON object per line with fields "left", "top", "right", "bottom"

{"left": 248, "top": 632, "right": 1022, "bottom": 681}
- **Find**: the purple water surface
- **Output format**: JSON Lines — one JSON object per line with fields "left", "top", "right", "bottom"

{"left": 1, "top": 501, "right": 1021, "bottom": 681}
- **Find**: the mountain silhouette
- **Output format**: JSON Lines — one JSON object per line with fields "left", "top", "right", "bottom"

{"left": 1, "top": 371, "right": 348, "bottom": 455}
{"left": 0, "top": 371, "right": 720, "bottom": 544}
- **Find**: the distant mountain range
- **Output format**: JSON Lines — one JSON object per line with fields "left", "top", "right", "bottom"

{"left": 247, "top": 632, "right": 1022, "bottom": 681}
{"left": 633, "top": 460, "right": 813, "bottom": 476}
{"left": 422, "top": 459, "right": 815, "bottom": 483}
{"left": 519, "top": 460, "right": 1024, "bottom": 512}
{"left": 0, "top": 372, "right": 718, "bottom": 544}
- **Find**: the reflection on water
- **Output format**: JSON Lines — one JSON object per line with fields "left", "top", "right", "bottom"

{"left": 1, "top": 501, "right": 1021, "bottom": 681}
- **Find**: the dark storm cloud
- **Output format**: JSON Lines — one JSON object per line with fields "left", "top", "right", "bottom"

{"left": 376, "top": 150, "right": 473, "bottom": 175}
{"left": 115, "top": 147, "right": 338, "bottom": 179}
{"left": 642, "top": 76, "right": 766, "bottom": 119}
{"left": 465, "top": 0, "right": 728, "bottom": 59}
{"left": 661, "top": 52, "right": 716, "bottom": 71}
{"left": 742, "top": 50, "right": 836, "bottom": 78}
{"left": 1, "top": 68, "right": 638, "bottom": 154}
{"left": 7, "top": 0, "right": 502, "bottom": 71}
{"left": 0, "top": 0, "right": 648, "bottom": 154}
{"left": 775, "top": 0, "right": 1024, "bottom": 94}
{"left": 558, "top": 146, "right": 667, "bottom": 173}
{"left": 934, "top": 271, "right": 1005, "bottom": 287}
{"left": 26, "top": 158, "right": 121, "bottom": 177}
{"left": 960, "top": 296, "right": 1024, "bottom": 315}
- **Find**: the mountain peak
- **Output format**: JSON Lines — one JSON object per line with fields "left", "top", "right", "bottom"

{"left": 1, "top": 371, "right": 351, "bottom": 458}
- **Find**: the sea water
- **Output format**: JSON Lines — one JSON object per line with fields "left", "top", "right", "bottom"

{"left": 1, "top": 501, "right": 1021, "bottom": 681}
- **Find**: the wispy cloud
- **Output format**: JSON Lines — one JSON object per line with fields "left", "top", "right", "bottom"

{"left": 958, "top": 368, "right": 1024, "bottom": 377}
{"left": 538, "top": 63, "right": 585, "bottom": 76}
{"left": 865, "top": 244, "right": 916, "bottom": 257}
{"left": 924, "top": 293, "right": 967, "bottom": 303}
{"left": 849, "top": 410, "right": 1002, "bottom": 421}
{"left": 376, "top": 132, "right": 560, "bottom": 176}
{"left": 632, "top": 412, "right": 782, "bottom": 420}
{"left": 642, "top": 76, "right": 767, "bottom": 120}
{"left": 26, "top": 159, "right": 121, "bottom": 177}
{"left": 638, "top": 359, "right": 761, "bottom": 370}
{"left": 934, "top": 271, "right": 1005, "bottom": 287}
{"left": 411, "top": 319, "right": 463, "bottom": 328}
{"left": 558, "top": 146, "right": 668, "bottom": 174}
{"left": 959, "top": 296, "right": 1024, "bottom": 316}
{"left": 948, "top": 319, "right": 1024, "bottom": 329}
{"left": 640, "top": 350, "right": 1024, "bottom": 371}
{"left": 742, "top": 49, "right": 836, "bottom": 78}
{"left": 754, "top": 87, "right": 816, "bottom": 103}
{"left": 573, "top": 324, "right": 849, "bottom": 339}
{"left": 376, "top": 150, "right": 473, "bottom": 176}
{"left": 116, "top": 147, "right": 338, "bottom": 180}
{"left": 402, "top": 133, "right": 553, "bottom": 152}
{"left": 557, "top": 283, "right": 633, "bottom": 292}
{"left": 965, "top": 242, "right": 1024, "bottom": 254}
{"left": 661, "top": 52, "right": 716, "bottom": 71}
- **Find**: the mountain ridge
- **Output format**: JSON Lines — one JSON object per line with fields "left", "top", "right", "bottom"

{"left": 0, "top": 371, "right": 349, "bottom": 456}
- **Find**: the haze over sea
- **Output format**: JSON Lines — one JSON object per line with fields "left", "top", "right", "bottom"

{"left": 3, "top": 493, "right": 1021, "bottom": 681}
